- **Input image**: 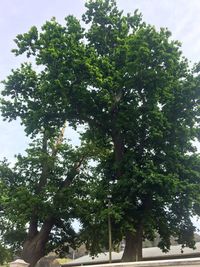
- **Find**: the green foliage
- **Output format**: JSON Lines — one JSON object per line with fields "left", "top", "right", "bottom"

{"left": 0, "top": 243, "right": 12, "bottom": 265}
{"left": 0, "top": 0, "right": 200, "bottom": 259}
{"left": 0, "top": 136, "right": 91, "bottom": 254}
{"left": 76, "top": 0, "right": 200, "bottom": 253}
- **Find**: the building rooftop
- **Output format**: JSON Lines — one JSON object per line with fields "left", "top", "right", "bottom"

{"left": 62, "top": 242, "right": 200, "bottom": 266}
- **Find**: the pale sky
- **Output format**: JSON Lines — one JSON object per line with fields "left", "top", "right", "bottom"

{"left": 0, "top": 0, "right": 200, "bottom": 227}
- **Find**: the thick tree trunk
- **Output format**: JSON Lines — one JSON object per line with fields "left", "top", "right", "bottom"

{"left": 121, "top": 227, "right": 143, "bottom": 262}
{"left": 21, "top": 236, "right": 46, "bottom": 267}
{"left": 21, "top": 218, "right": 54, "bottom": 267}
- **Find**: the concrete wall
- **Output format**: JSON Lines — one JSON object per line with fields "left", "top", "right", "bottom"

{"left": 10, "top": 257, "right": 200, "bottom": 267}
{"left": 74, "top": 258, "right": 200, "bottom": 267}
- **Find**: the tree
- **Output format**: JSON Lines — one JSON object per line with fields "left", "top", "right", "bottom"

{"left": 0, "top": 23, "right": 91, "bottom": 265}
{"left": 71, "top": 0, "right": 200, "bottom": 261}
{"left": 1, "top": 0, "right": 200, "bottom": 263}
{"left": 0, "top": 128, "right": 91, "bottom": 267}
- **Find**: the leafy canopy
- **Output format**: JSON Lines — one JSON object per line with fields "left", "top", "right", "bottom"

{"left": 0, "top": 0, "right": 200, "bottom": 258}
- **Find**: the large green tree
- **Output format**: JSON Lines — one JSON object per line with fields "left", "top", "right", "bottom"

{"left": 1, "top": 0, "right": 200, "bottom": 263}
{"left": 65, "top": 0, "right": 200, "bottom": 261}
{"left": 0, "top": 27, "right": 91, "bottom": 265}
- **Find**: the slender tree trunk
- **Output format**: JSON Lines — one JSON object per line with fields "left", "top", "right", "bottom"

{"left": 21, "top": 218, "right": 54, "bottom": 267}
{"left": 121, "top": 226, "right": 143, "bottom": 262}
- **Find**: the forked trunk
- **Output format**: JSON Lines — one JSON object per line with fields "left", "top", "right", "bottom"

{"left": 21, "top": 218, "right": 54, "bottom": 267}
{"left": 21, "top": 236, "right": 46, "bottom": 267}
{"left": 121, "top": 227, "right": 143, "bottom": 262}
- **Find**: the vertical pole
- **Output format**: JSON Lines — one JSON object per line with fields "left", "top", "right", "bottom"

{"left": 108, "top": 199, "right": 112, "bottom": 263}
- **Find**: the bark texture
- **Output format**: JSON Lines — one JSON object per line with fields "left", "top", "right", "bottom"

{"left": 121, "top": 227, "right": 143, "bottom": 262}
{"left": 21, "top": 218, "right": 54, "bottom": 267}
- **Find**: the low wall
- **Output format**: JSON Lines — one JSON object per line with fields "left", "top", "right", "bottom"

{"left": 10, "top": 257, "right": 200, "bottom": 267}
{"left": 75, "top": 258, "right": 200, "bottom": 267}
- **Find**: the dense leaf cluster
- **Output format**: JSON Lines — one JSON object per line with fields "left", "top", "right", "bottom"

{"left": 0, "top": 0, "right": 200, "bottom": 263}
